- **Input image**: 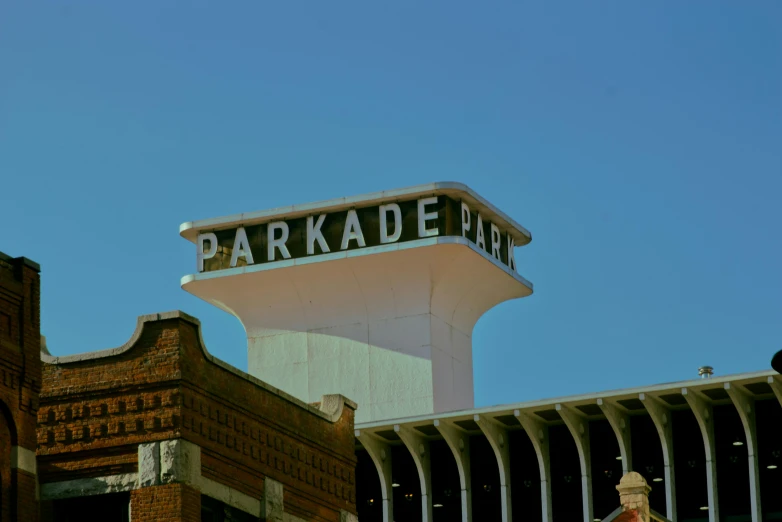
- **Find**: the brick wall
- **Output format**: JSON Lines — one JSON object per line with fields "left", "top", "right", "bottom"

{"left": 0, "top": 252, "right": 42, "bottom": 522}
{"left": 38, "top": 311, "right": 357, "bottom": 521}
{"left": 131, "top": 483, "right": 201, "bottom": 522}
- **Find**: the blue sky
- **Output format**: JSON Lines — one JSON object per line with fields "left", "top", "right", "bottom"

{"left": 1, "top": 2, "right": 780, "bottom": 407}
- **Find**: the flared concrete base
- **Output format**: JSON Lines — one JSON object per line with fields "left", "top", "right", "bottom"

{"left": 182, "top": 237, "right": 531, "bottom": 423}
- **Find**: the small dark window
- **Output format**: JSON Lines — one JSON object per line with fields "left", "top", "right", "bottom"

{"left": 53, "top": 492, "right": 130, "bottom": 522}
{"left": 201, "top": 495, "right": 257, "bottom": 522}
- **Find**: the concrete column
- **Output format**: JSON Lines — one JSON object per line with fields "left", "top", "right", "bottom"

{"left": 556, "top": 404, "right": 593, "bottom": 522}
{"left": 725, "top": 383, "right": 761, "bottom": 522}
{"left": 598, "top": 399, "right": 632, "bottom": 474}
{"left": 767, "top": 375, "right": 782, "bottom": 408}
{"left": 395, "top": 424, "right": 433, "bottom": 522}
{"left": 639, "top": 393, "right": 676, "bottom": 520}
{"left": 434, "top": 419, "right": 472, "bottom": 522}
{"left": 262, "top": 478, "right": 284, "bottom": 522}
{"left": 356, "top": 430, "right": 394, "bottom": 522}
{"left": 682, "top": 387, "right": 719, "bottom": 522}
{"left": 474, "top": 415, "right": 512, "bottom": 522}
{"left": 514, "top": 410, "right": 553, "bottom": 522}
{"left": 615, "top": 472, "right": 651, "bottom": 520}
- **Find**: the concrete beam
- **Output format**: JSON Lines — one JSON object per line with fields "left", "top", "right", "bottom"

{"left": 725, "top": 382, "right": 761, "bottom": 522}
{"left": 395, "top": 424, "right": 433, "bottom": 522}
{"left": 434, "top": 419, "right": 472, "bottom": 522}
{"left": 682, "top": 387, "right": 719, "bottom": 522}
{"left": 475, "top": 415, "right": 512, "bottom": 522}
{"left": 639, "top": 393, "right": 676, "bottom": 520}
{"left": 555, "top": 404, "right": 593, "bottom": 522}
{"left": 356, "top": 430, "right": 394, "bottom": 522}
{"left": 514, "top": 410, "right": 553, "bottom": 522}
{"left": 597, "top": 398, "right": 632, "bottom": 473}
{"left": 41, "top": 473, "right": 138, "bottom": 500}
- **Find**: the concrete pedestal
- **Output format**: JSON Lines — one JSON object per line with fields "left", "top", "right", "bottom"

{"left": 180, "top": 183, "right": 533, "bottom": 422}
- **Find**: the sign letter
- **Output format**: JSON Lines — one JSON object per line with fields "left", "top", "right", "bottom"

{"left": 268, "top": 222, "right": 292, "bottom": 261}
{"left": 475, "top": 214, "right": 486, "bottom": 251}
{"left": 507, "top": 234, "right": 516, "bottom": 271}
{"left": 230, "top": 227, "right": 254, "bottom": 267}
{"left": 417, "top": 196, "right": 439, "bottom": 238}
{"left": 341, "top": 210, "right": 366, "bottom": 250}
{"left": 379, "top": 204, "right": 402, "bottom": 244}
{"left": 461, "top": 202, "right": 471, "bottom": 238}
{"left": 306, "top": 215, "right": 330, "bottom": 255}
{"left": 197, "top": 233, "right": 218, "bottom": 272}
{"left": 490, "top": 223, "right": 502, "bottom": 260}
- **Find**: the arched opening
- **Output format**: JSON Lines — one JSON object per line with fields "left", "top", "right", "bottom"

{"left": 756, "top": 398, "right": 782, "bottom": 518}
{"left": 392, "top": 444, "right": 422, "bottom": 522}
{"left": 470, "top": 435, "right": 501, "bottom": 522}
{"left": 672, "top": 409, "right": 709, "bottom": 521}
{"left": 630, "top": 414, "right": 666, "bottom": 514}
{"left": 356, "top": 443, "right": 383, "bottom": 522}
{"left": 510, "top": 429, "right": 542, "bottom": 520}
{"left": 430, "top": 439, "right": 461, "bottom": 521}
{"left": 589, "top": 419, "right": 623, "bottom": 519}
{"left": 550, "top": 424, "right": 582, "bottom": 522}
{"left": 0, "top": 399, "right": 16, "bottom": 522}
{"left": 713, "top": 404, "right": 751, "bottom": 519}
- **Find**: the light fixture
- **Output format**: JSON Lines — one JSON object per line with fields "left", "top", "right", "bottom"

{"left": 594, "top": 519, "right": 601, "bottom": 522}
{"left": 483, "top": 484, "right": 492, "bottom": 493}
{"left": 616, "top": 456, "right": 622, "bottom": 460}
{"left": 433, "top": 504, "right": 443, "bottom": 508}
{"left": 768, "top": 465, "right": 778, "bottom": 470}
{"left": 700, "top": 506, "right": 709, "bottom": 511}
{"left": 653, "top": 477, "right": 663, "bottom": 483}
{"left": 392, "top": 483, "right": 400, "bottom": 488}
{"left": 367, "top": 499, "right": 374, "bottom": 506}
{"left": 404, "top": 493, "right": 414, "bottom": 502}
{"left": 733, "top": 438, "right": 744, "bottom": 447}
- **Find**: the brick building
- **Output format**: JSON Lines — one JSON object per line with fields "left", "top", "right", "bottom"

{"left": 0, "top": 252, "right": 41, "bottom": 522}
{"left": 0, "top": 250, "right": 359, "bottom": 522}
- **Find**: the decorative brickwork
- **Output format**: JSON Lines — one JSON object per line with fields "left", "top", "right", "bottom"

{"left": 0, "top": 252, "right": 42, "bottom": 522}
{"left": 37, "top": 311, "right": 357, "bottom": 522}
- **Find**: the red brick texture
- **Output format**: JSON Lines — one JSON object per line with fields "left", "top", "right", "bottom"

{"left": 131, "top": 483, "right": 201, "bottom": 522}
{"left": 614, "top": 510, "right": 642, "bottom": 522}
{"left": 0, "top": 254, "right": 42, "bottom": 522}
{"left": 38, "top": 312, "right": 358, "bottom": 522}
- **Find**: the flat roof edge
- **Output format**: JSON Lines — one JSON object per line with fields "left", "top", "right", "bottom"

{"left": 355, "top": 369, "right": 778, "bottom": 429}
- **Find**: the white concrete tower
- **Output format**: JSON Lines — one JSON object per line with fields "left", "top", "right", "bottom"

{"left": 180, "top": 182, "right": 533, "bottom": 423}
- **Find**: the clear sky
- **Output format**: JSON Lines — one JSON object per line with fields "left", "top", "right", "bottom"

{"left": 1, "top": 2, "right": 780, "bottom": 408}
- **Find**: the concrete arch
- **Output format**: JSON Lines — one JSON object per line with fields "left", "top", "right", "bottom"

{"left": 724, "top": 383, "right": 761, "bottom": 522}
{"left": 514, "top": 410, "right": 553, "bottom": 522}
{"left": 639, "top": 393, "right": 677, "bottom": 520}
{"left": 681, "top": 387, "right": 719, "bottom": 522}
{"left": 474, "top": 415, "right": 512, "bottom": 522}
{"left": 395, "top": 425, "right": 433, "bottom": 522}
{"left": 555, "top": 404, "right": 593, "bottom": 522}
{"left": 597, "top": 399, "right": 632, "bottom": 474}
{"left": 434, "top": 419, "right": 472, "bottom": 522}
{"left": 356, "top": 431, "right": 394, "bottom": 522}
